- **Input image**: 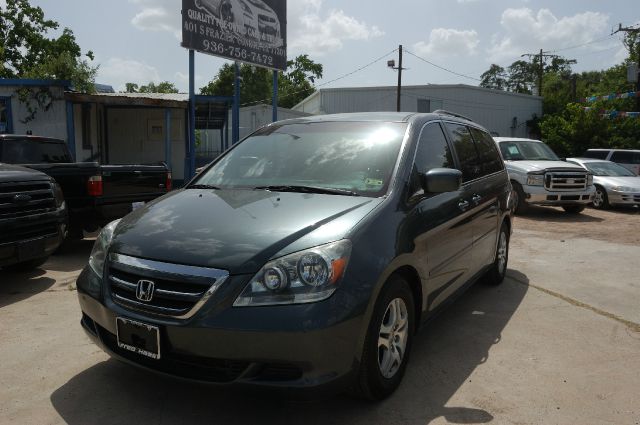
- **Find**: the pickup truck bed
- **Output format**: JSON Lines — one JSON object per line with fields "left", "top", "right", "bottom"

{"left": 0, "top": 135, "right": 171, "bottom": 236}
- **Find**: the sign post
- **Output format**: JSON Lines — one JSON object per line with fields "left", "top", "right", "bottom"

{"left": 181, "top": 0, "right": 287, "bottom": 177}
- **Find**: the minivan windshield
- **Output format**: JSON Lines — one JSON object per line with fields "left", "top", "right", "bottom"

{"left": 583, "top": 161, "right": 636, "bottom": 177}
{"left": 194, "top": 122, "right": 408, "bottom": 197}
{"left": 498, "top": 140, "right": 560, "bottom": 161}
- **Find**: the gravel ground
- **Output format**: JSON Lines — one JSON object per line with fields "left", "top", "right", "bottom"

{"left": 0, "top": 205, "right": 639, "bottom": 425}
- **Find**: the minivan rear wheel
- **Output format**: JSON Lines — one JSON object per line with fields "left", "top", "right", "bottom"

{"left": 485, "top": 222, "right": 509, "bottom": 285}
{"left": 353, "top": 275, "right": 415, "bottom": 400}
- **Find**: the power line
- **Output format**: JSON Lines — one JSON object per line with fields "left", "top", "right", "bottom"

{"left": 239, "top": 48, "right": 399, "bottom": 107}
{"left": 547, "top": 34, "right": 617, "bottom": 54}
{"left": 403, "top": 49, "right": 482, "bottom": 82}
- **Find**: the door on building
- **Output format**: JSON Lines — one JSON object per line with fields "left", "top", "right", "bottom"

{"left": 0, "top": 97, "right": 13, "bottom": 134}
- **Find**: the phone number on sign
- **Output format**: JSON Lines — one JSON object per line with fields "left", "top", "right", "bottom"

{"left": 202, "top": 40, "right": 274, "bottom": 67}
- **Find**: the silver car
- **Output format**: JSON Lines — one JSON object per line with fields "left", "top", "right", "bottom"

{"left": 567, "top": 158, "right": 640, "bottom": 209}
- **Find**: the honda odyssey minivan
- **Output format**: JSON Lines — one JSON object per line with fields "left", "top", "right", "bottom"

{"left": 77, "top": 111, "right": 512, "bottom": 399}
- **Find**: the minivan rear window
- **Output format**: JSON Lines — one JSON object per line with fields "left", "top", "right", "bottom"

{"left": 195, "top": 121, "right": 408, "bottom": 197}
{"left": 583, "top": 150, "right": 609, "bottom": 160}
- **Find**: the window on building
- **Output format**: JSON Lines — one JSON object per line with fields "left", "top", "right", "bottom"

{"left": 0, "top": 97, "right": 13, "bottom": 134}
{"left": 417, "top": 99, "right": 431, "bottom": 113}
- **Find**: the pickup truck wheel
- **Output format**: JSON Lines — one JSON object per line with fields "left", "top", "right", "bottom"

{"left": 592, "top": 186, "right": 610, "bottom": 209}
{"left": 485, "top": 222, "right": 509, "bottom": 285}
{"left": 562, "top": 205, "right": 585, "bottom": 214}
{"left": 3, "top": 256, "right": 49, "bottom": 271}
{"left": 352, "top": 275, "right": 415, "bottom": 400}
{"left": 511, "top": 182, "right": 529, "bottom": 214}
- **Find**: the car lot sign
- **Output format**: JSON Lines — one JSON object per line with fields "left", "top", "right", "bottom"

{"left": 182, "top": 0, "right": 287, "bottom": 71}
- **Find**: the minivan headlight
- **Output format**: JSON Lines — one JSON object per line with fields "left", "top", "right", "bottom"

{"left": 234, "top": 240, "right": 352, "bottom": 307}
{"left": 526, "top": 174, "right": 544, "bottom": 186}
{"left": 88, "top": 219, "right": 120, "bottom": 277}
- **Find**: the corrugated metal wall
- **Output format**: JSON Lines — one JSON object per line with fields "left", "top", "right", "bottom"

{"left": 294, "top": 85, "right": 542, "bottom": 138}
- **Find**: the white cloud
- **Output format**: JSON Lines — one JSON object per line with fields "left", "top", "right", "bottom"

{"left": 488, "top": 8, "right": 609, "bottom": 62}
{"left": 288, "top": 0, "right": 384, "bottom": 56}
{"left": 412, "top": 28, "right": 480, "bottom": 57}
{"left": 129, "top": 0, "right": 180, "bottom": 39}
{"left": 99, "top": 58, "right": 162, "bottom": 91}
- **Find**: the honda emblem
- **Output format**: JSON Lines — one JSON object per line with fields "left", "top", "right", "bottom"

{"left": 136, "top": 280, "right": 155, "bottom": 302}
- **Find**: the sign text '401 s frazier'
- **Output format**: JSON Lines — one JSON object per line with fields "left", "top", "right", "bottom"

{"left": 181, "top": 0, "right": 287, "bottom": 71}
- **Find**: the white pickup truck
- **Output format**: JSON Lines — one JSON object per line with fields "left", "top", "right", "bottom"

{"left": 494, "top": 137, "right": 595, "bottom": 214}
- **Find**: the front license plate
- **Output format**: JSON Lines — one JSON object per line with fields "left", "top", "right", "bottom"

{"left": 18, "top": 239, "right": 45, "bottom": 261}
{"left": 116, "top": 318, "right": 160, "bottom": 360}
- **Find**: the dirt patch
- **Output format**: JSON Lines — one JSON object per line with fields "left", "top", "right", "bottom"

{"left": 514, "top": 206, "right": 640, "bottom": 246}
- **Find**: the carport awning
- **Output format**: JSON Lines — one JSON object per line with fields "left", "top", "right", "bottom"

{"left": 194, "top": 97, "right": 231, "bottom": 130}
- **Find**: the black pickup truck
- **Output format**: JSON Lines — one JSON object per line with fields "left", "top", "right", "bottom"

{"left": 0, "top": 163, "right": 67, "bottom": 269}
{"left": 0, "top": 135, "right": 171, "bottom": 238}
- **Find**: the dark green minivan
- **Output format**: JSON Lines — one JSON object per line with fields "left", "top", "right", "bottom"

{"left": 77, "top": 111, "right": 512, "bottom": 399}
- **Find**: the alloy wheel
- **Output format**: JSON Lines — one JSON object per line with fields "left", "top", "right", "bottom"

{"left": 378, "top": 298, "right": 409, "bottom": 379}
{"left": 497, "top": 230, "right": 508, "bottom": 275}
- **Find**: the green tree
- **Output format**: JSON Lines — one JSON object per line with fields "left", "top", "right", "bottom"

{"left": 124, "top": 81, "right": 180, "bottom": 94}
{"left": 200, "top": 54, "right": 323, "bottom": 108}
{"left": 0, "top": 0, "right": 97, "bottom": 91}
{"left": 480, "top": 64, "right": 508, "bottom": 90}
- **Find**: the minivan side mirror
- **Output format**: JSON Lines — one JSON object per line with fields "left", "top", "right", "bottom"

{"left": 420, "top": 168, "right": 462, "bottom": 193}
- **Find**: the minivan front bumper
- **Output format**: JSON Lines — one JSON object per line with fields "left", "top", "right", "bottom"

{"left": 76, "top": 267, "right": 365, "bottom": 392}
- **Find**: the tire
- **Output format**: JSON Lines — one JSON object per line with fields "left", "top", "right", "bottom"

{"left": 562, "top": 205, "right": 585, "bottom": 214}
{"left": 353, "top": 275, "right": 415, "bottom": 400}
{"left": 485, "top": 222, "right": 510, "bottom": 285}
{"left": 511, "top": 182, "right": 529, "bottom": 214}
{"left": 2, "top": 256, "right": 49, "bottom": 271}
{"left": 592, "top": 186, "right": 610, "bottom": 210}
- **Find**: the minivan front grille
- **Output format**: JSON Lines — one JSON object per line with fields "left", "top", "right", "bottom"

{"left": 544, "top": 171, "right": 588, "bottom": 191}
{"left": 0, "top": 180, "right": 56, "bottom": 220}
{"left": 107, "top": 253, "right": 229, "bottom": 319}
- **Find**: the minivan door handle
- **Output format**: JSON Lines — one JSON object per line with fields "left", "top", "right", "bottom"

{"left": 472, "top": 195, "right": 482, "bottom": 205}
{"left": 458, "top": 200, "right": 470, "bottom": 211}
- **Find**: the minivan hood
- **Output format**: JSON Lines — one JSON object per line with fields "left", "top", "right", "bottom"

{"left": 111, "top": 189, "right": 382, "bottom": 274}
{"left": 505, "top": 160, "right": 585, "bottom": 173}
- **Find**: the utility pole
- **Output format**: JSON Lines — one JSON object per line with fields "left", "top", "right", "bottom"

{"left": 387, "top": 45, "right": 407, "bottom": 112}
{"left": 521, "top": 50, "right": 560, "bottom": 96}
{"left": 613, "top": 24, "right": 640, "bottom": 111}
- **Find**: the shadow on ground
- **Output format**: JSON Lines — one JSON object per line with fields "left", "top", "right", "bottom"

{"left": 0, "top": 238, "right": 93, "bottom": 308}
{"left": 518, "top": 206, "right": 604, "bottom": 223}
{"left": 51, "top": 272, "right": 529, "bottom": 425}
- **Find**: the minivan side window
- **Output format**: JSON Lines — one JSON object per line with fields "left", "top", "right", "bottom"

{"left": 583, "top": 150, "right": 609, "bottom": 160}
{"left": 610, "top": 151, "right": 640, "bottom": 164}
{"left": 468, "top": 127, "right": 504, "bottom": 176}
{"left": 444, "top": 123, "right": 480, "bottom": 182}
{"left": 414, "top": 122, "right": 454, "bottom": 174}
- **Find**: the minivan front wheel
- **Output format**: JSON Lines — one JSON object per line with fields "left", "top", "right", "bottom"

{"left": 354, "top": 276, "right": 415, "bottom": 400}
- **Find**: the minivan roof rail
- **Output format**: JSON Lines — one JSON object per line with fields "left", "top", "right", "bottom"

{"left": 432, "top": 109, "right": 475, "bottom": 123}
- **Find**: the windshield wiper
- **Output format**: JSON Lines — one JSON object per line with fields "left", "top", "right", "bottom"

{"left": 189, "top": 184, "right": 222, "bottom": 190}
{"left": 254, "top": 185, "right": 360, "bottom": 196}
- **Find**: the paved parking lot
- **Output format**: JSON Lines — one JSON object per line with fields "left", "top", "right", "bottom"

{"left": 1, "top": 207, "right": 639, "bottom": 425}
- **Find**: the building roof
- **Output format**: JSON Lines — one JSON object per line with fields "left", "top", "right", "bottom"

{"left": 64, "top": 91, "right": 190, "bottom": 108}
{"left": 293, "top": 83, "right": 542, "bottom": 110}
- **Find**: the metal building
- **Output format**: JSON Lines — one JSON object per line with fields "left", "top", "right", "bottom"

{"left": 293, "top": 84, "right": 542, "bottom": 138}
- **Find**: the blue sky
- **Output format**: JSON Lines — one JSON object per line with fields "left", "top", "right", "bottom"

{"left": 16, "top": 0, "right": 640, "bottom": 93}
